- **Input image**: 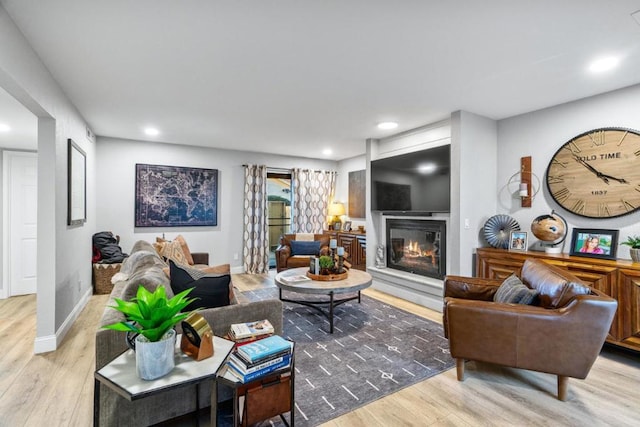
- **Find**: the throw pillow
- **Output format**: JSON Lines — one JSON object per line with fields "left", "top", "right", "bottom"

{"left": 159, "top": 240, "right": 189, "bottom": 265}
{"left": 494, "top": 274, "right": 539, "bottom": 305}
{"left": 174, "top": 235, "right": 194, "bottom": 265}
{"left": 163, "top": 262, "right": 237, "bottom": 304}
{"left": 290, "top": 240, "right": 322, "bottom": 256}
{"left": 169, "top": 260, "right": 232, "bottom": 310}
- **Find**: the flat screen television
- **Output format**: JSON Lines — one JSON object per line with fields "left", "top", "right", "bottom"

{"left": 371, "top": 144, "right": 450, "bottom": 213}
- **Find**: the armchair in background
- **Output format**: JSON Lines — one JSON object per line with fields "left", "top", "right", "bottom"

{"left": 275, "top": 233, "right": 331, "bottom": 272}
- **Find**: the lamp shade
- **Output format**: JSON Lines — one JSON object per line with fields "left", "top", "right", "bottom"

{"left": 328, "top": 202, "right": 345, "bottom": 216}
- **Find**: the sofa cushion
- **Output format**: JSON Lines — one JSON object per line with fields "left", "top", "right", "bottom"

{"left": 494, "top": 274, "right": 539, "bottom": 305}
{"left": 156, "top": 240, "right": 189, "bottom": 265}
{"left": 521, "top": 259, "right": 591, "bottom": 308}
{"left": 290, "top": 240, "right": 322, "bottom": 256}
{"left": 169, "top": 260, "right": 232, "bottom": 310}
{"left": 174, "top": 235, "right": 194, "bottom": 265}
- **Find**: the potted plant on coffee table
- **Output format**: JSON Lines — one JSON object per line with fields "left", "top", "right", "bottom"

{"left": 621, "top": 235, "right": 640, "bottom": 263}
{"left": 103, "top": 285, "right": 196, "bottom": 380}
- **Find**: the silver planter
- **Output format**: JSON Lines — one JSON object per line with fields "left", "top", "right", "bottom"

{"left": 134, "top": 329, "right": 176, "bottom": 380}
{"left": 631, "top": 248, "right": 640, "bottom": 263}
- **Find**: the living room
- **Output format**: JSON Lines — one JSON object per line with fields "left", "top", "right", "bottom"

{"left": 1, "top": 2, "right": 640, "bottom": 426}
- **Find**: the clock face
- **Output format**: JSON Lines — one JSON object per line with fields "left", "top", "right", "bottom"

{"left": 546, "top": 128, "right": 640, "bottom": 218}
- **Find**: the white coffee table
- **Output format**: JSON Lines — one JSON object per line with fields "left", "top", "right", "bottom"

{"left": 94, "top": 334, "right": 234, "bottom": 427}
{"left": 274, "top": 267, "right": 372, "bottom": 333}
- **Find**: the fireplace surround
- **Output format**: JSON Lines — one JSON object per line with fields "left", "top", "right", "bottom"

{"left": 385, "top": 219, "right": 446, "bottom": 279}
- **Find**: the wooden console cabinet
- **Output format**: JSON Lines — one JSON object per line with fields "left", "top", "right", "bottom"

{"left": 476, "top": 247, "right": 640, "bottom": 352}
{"left": 326, "top": 230, "right": 367, "bottom": 271}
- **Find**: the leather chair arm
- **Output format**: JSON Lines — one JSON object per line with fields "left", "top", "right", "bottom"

{"left": 191, "top": 252, "right": 209, "bottom": 265}
{"left": 444, "top": 275, "right": 502, "bottom": 300}
{"left": 275, "top": 245, "right": 291, "bottom": 271}
{"left": 446, "top": 294, "right": 617, "bottom": 378}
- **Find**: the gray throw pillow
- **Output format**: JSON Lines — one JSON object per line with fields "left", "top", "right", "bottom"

{"left": 494, "top": 274, "right": 539, "bottom": 305}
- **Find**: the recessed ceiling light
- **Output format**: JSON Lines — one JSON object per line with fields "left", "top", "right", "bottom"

{"left": 322, "top": 148, "right": 333, "bottom": 156}
{"left": 377, "top": 122, "right": 398, "bottom": 130}
{"left": 144, "top": 127, "right": 160, "bottom": 136}
{"left": 0, "top": 123, "right": 10, "bottom": 132}
{"left": 418, "top": 163, "right": 437, "bottom": 174}
{"left": 588, "top": 56, "right": 620, "bottom": 73}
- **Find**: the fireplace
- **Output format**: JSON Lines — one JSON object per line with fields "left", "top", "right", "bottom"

{"left": 385, "top": 219, "right": 446, "bottom": 279}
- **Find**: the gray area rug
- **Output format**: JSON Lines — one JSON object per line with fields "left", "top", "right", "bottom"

{"left": 230, "top": 287, "right": 455, "bottom": 427}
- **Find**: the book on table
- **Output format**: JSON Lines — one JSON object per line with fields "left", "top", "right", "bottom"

{"left": 229, "top": 319, "right": 274, "bottom": 340}
{"left": 280, "top": 274, "right": 311, "bottom": 284}
{"left": 226, "top": 353, "right": 292, "bottom": 383}
{"left": 236, "top": 335, "right": 293, "bottom": 364}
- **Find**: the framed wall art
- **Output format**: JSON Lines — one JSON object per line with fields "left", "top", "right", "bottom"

{"left": 509, "top": 231, "right": 528, "bottom": 251}
{"left": 569, "top": 228, "right": 618, "bottom": 260}
{"left": 67, "top": 139, "right": 86, "bottom": 226}
{"left": 348, "top": 170, "right": 366, "bottom": 218}
{"left": 135, "top": 164, "right": 218, "bottom": 227}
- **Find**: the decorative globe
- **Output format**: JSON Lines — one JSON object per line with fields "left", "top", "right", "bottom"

{"left": 531, "top": 211, "right": 567, "bottom": 245}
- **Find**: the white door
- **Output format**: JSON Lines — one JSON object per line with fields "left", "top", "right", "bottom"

{"left": 4, "top": 152, "right": 37, "bottom": 296}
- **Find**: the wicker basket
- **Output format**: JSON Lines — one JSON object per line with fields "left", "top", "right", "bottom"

{"left": 93, "top": 263, "right": 122, "bottom": 294}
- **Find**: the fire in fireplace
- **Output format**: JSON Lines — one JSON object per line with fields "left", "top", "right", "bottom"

{"left": 385, "top": 219, "right": 446, "bottom": 279}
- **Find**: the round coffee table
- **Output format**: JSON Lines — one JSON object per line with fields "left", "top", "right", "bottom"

{"left": 274, "top": 267, "right": 373, "bottom": 333}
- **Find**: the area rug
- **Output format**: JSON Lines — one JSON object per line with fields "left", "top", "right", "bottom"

{"left": 230, "top": 287, "right": 455, "bottom": 427}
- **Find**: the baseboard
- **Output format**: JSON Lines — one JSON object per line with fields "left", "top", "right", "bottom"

{"left": 231, "top": 265, "right": 245, "bottom": 274}
{"left": 33, "top": 287, "right": 93, "bottom": 354}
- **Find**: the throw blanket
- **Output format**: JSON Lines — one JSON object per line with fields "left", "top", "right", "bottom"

{"left": 295, "top": 233, "right": 315, "bottom": 241}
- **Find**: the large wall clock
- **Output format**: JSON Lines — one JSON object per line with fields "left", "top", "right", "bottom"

{"left": 546, "top": 127, "right": 640, "bottom": 218}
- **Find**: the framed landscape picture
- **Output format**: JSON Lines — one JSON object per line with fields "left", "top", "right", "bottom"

{"left": 135, "top": 164, "right": 218, "bottom": 227}
{"left": 569, "top": 228, "right": 618, "bottom": 260}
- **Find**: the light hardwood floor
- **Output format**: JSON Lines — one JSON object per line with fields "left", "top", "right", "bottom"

{"left": 0, "top": 273, "right": 638, "bottom": 426}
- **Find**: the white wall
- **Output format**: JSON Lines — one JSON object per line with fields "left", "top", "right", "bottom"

{"left": 0, "top": 5, "right": 95, "bottom": 352}
{"left": 95, "top": 137, "right": 337, "bottom": 270}
{"left": 497, "top": 83, "right": 640, "bottom": 260}
{"left": 451, "top": 111, "right": 498, "bottom": 275}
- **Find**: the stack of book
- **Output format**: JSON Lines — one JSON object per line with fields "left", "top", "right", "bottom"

{"left": 228, "top": 319, "right": 274, "bottom": 345}
{"left": 225, "top": 335, "right": 293, "bottom": 383}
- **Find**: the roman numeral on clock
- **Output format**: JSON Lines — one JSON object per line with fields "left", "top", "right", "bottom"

{"left": 617, "top": 131, "right": 628, "bottom": 146}
{"left": 571, "top": 199, "right": 585, "bottom": 214}
{"left": 598, "top": 203, "right": 611, "bottom": 217}
{"left": 622, "top": 199, "right": 636, "bottom": 211}
{"left": 562, "top": 142, "right": 581, "bottom": 155}
{"left": 553, "top": 187, "right": 570, "bottom": 203}
{"left": 588, "top": 130, "right": 606, "bottom": 147}
{"left": 547, "top": 175, "right": 564, "bottom": 184}
{"left": 551, "top": 158, "right": 568, "bottom": 168}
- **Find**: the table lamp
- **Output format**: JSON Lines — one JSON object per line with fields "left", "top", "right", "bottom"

{"left": 328, "top": 202, "right": 345, "bottom": 230}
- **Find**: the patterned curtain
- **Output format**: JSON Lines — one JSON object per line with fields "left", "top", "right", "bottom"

{"left": 291, "top": 169, "right": 337, "bottom": 233}
{"left": 243, "top": 165, "right": 269, "bottom": 273}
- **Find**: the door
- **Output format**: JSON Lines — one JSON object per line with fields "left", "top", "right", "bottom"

{"left": 4, "top": 151, "right": 37, "bottom": 296}
{"left": 267, "top": 172, "right": 292, "bottom": 268}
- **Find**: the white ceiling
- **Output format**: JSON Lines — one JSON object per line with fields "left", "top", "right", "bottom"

{"left": 2, "top": 1, "right": 640, "bottom": 159}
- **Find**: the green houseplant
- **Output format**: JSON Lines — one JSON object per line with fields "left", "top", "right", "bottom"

{"left": 103, "top": 285, "right": 197, "bottom": 379}
{"left": 318, "top": 255, "right": 334, "bottom": 274}
{"left": 620, "top": 235, "right": 640, "bottom": 262}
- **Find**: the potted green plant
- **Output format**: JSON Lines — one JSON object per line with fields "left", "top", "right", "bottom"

{"left": 318, "top": 255, "right": 334, "bottom": 275}
{"left": 103, "top": 285, "right": 196, "bottom": 380}
{"left": 620, "top": 235, "right": 640, "bottom": 263}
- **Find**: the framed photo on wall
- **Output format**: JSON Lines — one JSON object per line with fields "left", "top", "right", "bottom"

{"left": 509, "top": 231, "right": 527, "bottom": 251}
{"left": 570, "top": 228, "right": 618, "bottom": 260}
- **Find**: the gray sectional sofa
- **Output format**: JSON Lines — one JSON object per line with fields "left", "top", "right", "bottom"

{"left": 95, "top": 240, "right": 283, "bottom": 426}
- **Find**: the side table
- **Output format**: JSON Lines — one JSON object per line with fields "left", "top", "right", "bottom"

{"left": 217, "top": 344, "right": 295, "bottom": 427}
{"left": 94, "top": 335, "right": 234, "bottom": 427}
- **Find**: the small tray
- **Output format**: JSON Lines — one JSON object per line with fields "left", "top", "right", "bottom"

{"left": 306, "top": 271, "right": 348, "bottom": 281}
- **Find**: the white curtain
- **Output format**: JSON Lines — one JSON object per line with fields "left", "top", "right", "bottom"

{"left": 291, "top": 169, "right": 337, "bottom": 233}
{"left": 243, "top": 165, "right": 269, "bottom": 273}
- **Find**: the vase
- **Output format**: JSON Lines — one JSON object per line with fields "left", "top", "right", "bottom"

{"left": 134, "top": 329, "right": 176, "bottom": 380}
{"left": 630, "top": 248, "right": 640, "bottom": 263}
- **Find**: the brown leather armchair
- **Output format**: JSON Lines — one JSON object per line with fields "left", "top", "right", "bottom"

{"left": 275, "top": 234, "right": 331, "bottom": 272}
{"left": 443, "top": 258, "right": 617, "bottom": 401}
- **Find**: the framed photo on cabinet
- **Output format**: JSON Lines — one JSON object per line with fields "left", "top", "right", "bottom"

{"left": 569, "top": 228, "right": 618, "bottom": 260}
{"left": 509, "top": 231, "right": 527, "bottom": 251}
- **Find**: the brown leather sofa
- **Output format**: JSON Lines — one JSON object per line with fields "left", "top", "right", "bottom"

{"left": 275, "top": 233, "right": 331, "bottom": 272}
{"left": 443, "top": 258, "right": 617, "bottom": 401}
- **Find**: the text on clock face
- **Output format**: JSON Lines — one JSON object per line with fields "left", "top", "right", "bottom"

{"left": 576, "top": 152, "right": 621, "bottom": 161}
{"left": 592, "top": 190, "right": 608, "bottom": 196}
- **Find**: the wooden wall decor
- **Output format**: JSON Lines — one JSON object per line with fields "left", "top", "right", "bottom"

{"left": 348, "top": 170, "right": 366, "bottom": 218}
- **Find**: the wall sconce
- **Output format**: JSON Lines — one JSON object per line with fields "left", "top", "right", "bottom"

{"left": 507, "top": 156, "right": 540, "bottom": 208}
